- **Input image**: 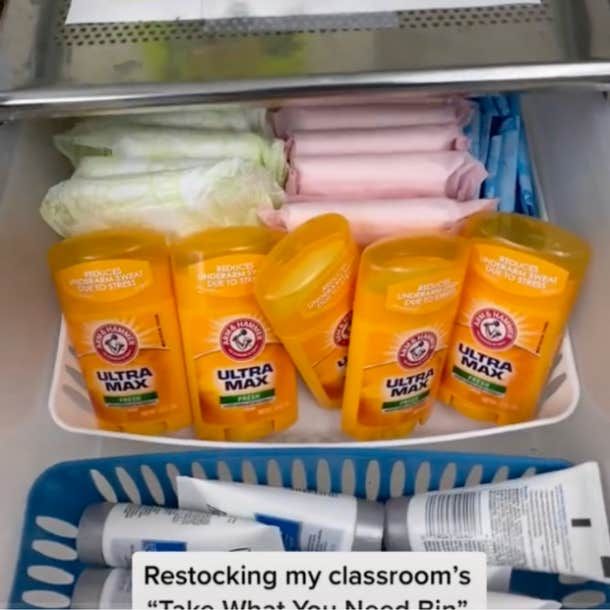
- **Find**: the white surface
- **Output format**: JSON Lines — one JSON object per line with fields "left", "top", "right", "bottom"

{"left": 1, "top": 92, "right": 610, "bottom": 606}
{"left": 202, "top": 0, "right": 541, "bottom": 20}
{"left": 66, "top": 0, "right": 204, "bottom": 24}
{"left": 65, "top": 0, "right": 540, "bottom": 23}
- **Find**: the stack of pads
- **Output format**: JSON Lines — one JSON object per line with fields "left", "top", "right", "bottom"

{"left": 40, "top": 95, "right": 538, "bottom": 242}
{"left": 265, "top": 97, "right": 494, "bottom": 244}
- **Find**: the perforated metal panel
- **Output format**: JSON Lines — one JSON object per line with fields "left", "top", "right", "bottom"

{"left": 398, "top": 1, "right": 553, "bottom": 28}
{"left": 54, "top": 9, "right": 400, "bottom": 46}
{"left": 53, "top": 0, "right": 554, "bottom": 46}
{"left": 0, "top": 0, "right": 608, "bottom": 117}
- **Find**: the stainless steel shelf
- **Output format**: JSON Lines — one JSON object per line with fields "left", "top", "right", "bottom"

{"left": 1, "top": 0, "right": 609, "bottom": 117}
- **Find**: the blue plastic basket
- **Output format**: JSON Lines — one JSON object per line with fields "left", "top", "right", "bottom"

{"left": 9, "top": 449, "right": 610, "bottom": 609}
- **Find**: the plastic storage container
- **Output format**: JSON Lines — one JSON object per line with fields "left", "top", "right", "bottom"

{"left": 10, "top": 449, "right": 610, "bottom": 609}
{"left": 47, "top": 169, "right": 581, "bottom": 448}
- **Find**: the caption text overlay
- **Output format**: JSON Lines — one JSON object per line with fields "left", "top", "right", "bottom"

{"left": 133, "top": 552, "right": 487, "bottom": 610}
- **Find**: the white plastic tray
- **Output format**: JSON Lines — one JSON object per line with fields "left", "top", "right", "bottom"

{"left": 49, "top": 318, "right": 580, "bottom": 448}
{"left": 48, "top": 138, "right": 581, "bottom": 449}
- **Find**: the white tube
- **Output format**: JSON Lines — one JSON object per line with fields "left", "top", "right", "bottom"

{"left": 77, "top": 503, "right": 284, "bottom": 567}
{"left": 487, "top": 592, "right": 561, "bottom": 609}
{"left": 384, "top": 463, "right": 610, "bottom": 583}
{"left": 71, "top": 569, "right": 132, "bottom": 609}
{"left": 486, "top": 566, "right": 513, "bottom": 592}
{"left": 177, "top": 477, "right": 384, "bottom": 552}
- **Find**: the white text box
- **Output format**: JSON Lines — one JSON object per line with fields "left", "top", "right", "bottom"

{"left": 133, "top": 552, "right": 487, "bottom": 610}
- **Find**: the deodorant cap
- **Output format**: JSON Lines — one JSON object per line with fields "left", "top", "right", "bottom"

{"left": 77, "top": 503, "right": 115, "bottom": 566}
{"left": 383, "top": 496, "right": 412, "bottom": 551}
{"left": 71, "top": 569, "right": 112, "bottom": 609}
{"left": 353, "top": 499, "right": 385, "bottom": 551}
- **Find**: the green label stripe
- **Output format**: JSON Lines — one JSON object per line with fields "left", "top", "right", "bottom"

{"left": 105, "top": 392, "right": 159, "bottom": 407}
{"left": 221, "top": 389, "right": 275, "bottom": 407}
{"left": 382, "top": 390, "right": 430, "bottom": 412}
{"left": 452, "top": 366, "right": 506, "bottom": 395}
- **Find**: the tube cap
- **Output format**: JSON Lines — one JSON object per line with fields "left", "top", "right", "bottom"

{"left": 353, "top": 499, "right": 385, "bottom": 551}
{"left": 383, "top": 496, "right": 412, "bottom": 551}
{"left": 77, "top": 503, "right": 115, "bottom": 566}
{"left": 71, "top": 569, "right": 112, "bottom": 609}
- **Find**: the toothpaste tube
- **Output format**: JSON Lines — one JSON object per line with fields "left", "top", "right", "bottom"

{"left": 384, "top": 463, "right": 610, "bottom": 583}
{"left": 486, "top": 566, "right": 513, "bottom": 592}
{"left": 486, "top": 566, "right": 564, "bottom": 609}
{"left": 177, "top": 477, "right": 385, "bottom": 552}
{"left": 487, "top": 592, "right": 561, "bottom": 609}
{"left": 77, "top": 503, "right": 284, "bottom": 567}
{"left": 71, "top": 569, "right": 132, "bottom": 609}
{"left": 497, "top": 116, "right": 520, "bottom": 213}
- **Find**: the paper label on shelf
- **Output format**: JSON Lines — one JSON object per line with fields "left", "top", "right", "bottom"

{"left": 66, "top": 0, "right": 540, "bottom": 24}
{"left": 66, "top": 0, "right": 204, "bottom": 24}
{"left": 201, "top": 1, "right": 541, "bottom": 20}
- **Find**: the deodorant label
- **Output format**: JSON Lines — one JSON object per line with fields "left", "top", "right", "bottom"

{"left": 355, "top": 268, "right": 463, "bottom": 425}
{"left": 441, "top": 244, "right": 572, "bottom": 416}
{"left": 58, "top": 259, "right": 184, "bottom": 416}
{"left": 299, "top": 259, "right": 357, "bottom": 403}
{"left": 183, "top": 254, "right": 294, "bottom": 416}
{"left": 300, "top": 309, "right": 352, "bottom": 403}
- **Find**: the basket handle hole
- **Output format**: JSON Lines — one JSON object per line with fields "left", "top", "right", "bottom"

{"left": 115, "top": 467, "right": 141, "bottom": 504}
{"left": 141, "top": 465, "right": 165, "bottom": 505}
{"left": 562, "top": 590, "right": 606, "bottom": 608}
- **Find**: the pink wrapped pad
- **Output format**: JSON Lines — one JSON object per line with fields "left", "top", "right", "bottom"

{"left": 287, "top": 124, "right": 469, "bottom": 158}
{"left": 273, "top": 100, "right": 473, "bottom": 137}
{"left": 286, "top": 151, "right": 487, "bottom": 201}
{"left": 259, "top": 198, "right": 498, "bottom": 245}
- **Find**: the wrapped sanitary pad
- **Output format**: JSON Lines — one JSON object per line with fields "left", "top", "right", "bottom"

{"left": 286, "top": 151, "right": 487, "bottom": 201}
